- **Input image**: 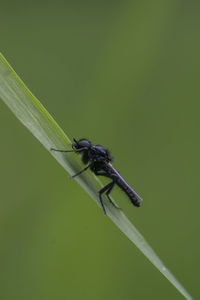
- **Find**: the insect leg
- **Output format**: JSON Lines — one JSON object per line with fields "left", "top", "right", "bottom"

{"left": 106, "top": 182, "right": 121, "bottom": 210}
{"left": 70, "top": 163, "right": 93, "bottom": 179}
{"left": 50, "top": 148, "right": 74, "bottom": 153}
{"left": 50, "top": 147, "right": 87, "bottom": 153}
{"left": 99, "top": 181, "right": 116, "bottom": 215}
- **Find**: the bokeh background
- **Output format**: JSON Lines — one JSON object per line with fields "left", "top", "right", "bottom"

{"left": 0, "top": 1, "right": 199, "bottom": 299}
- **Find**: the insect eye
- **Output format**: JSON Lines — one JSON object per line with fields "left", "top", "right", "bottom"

{"left": 73, "top": 139, "right": 91, "bottom": 149}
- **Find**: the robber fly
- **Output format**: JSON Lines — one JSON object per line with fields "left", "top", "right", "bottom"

{"left": 51, "top": 138, "right": 142, "bottom": 215}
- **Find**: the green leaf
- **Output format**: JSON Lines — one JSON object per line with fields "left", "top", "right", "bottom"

{"left": 0, "top": 52, "right": 193, "bottom": 300}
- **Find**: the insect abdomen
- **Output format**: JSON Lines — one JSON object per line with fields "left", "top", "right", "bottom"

{"left": 103, "top": 163, "right": 141, "bottom": 207}
{"left": 117, "top": 179, "right": 141, "bottom": 207}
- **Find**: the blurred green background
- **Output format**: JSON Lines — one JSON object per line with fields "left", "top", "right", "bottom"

{"left": 0, "top": 1, "right": 199, "bottom": 299}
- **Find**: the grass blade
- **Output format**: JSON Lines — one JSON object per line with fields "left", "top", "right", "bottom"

{"left": 0, "top": 53, "right": 193, "bottom": 300}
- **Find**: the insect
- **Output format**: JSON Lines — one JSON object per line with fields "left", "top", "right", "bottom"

{"left": 51, "top": 138, "right": 142, "bottom": 215}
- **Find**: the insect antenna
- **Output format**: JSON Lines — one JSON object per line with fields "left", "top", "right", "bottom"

{"left": 73, "top": 138, "right": 78, "bottom": 143}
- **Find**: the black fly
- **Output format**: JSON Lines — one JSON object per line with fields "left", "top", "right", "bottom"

{"left": 51, "top": 138, "right": 142, "bottom": 215}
